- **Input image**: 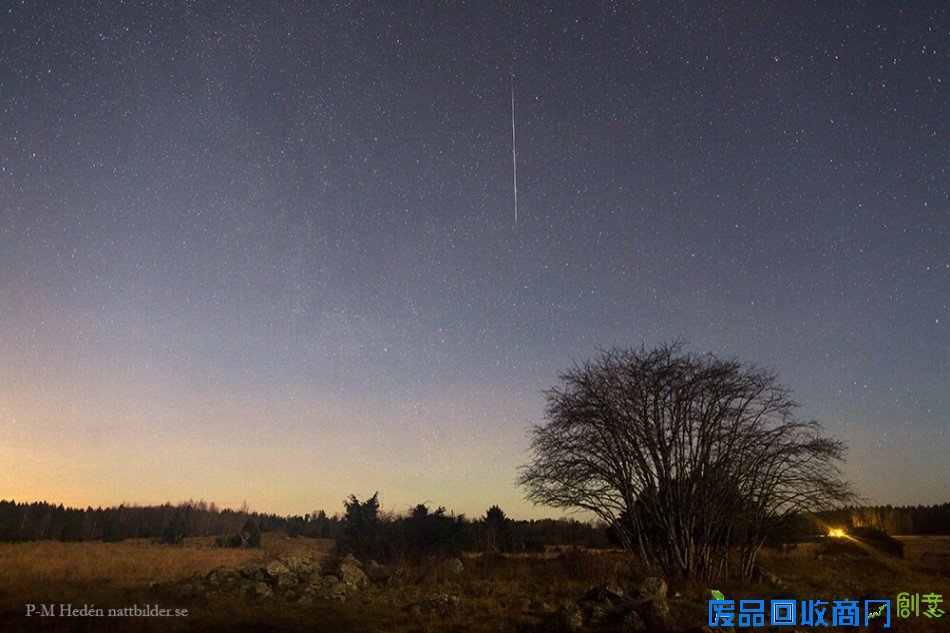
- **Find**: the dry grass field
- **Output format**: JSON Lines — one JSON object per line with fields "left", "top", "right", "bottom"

{"left": 0, "top": 535, "right": 333, "bottom": 607}
{"left": 898, "top": 536, "right": 950, "bottom": 577}
{"left": 0, "top": 534, "right": 947, "bottom": 631}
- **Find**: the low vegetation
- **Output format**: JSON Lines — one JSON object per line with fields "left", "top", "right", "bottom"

{"left": 1, "top": 534, "right": 947, "bottom": 632}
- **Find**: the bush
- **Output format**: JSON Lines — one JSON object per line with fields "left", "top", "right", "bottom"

{"left": 399, "top": 504, "right": 463, "bottom": 561}
{"left": 160, "top": 515, "right": 186, "bottom": 544}
{"left": 246, "top": 521, "right": 262, "bottom": 548}
{"left": 339, "top": 492, "right": 385, "bottom": 560}
{"left": 213, "top": 533, "right": 244, "bottom": 548}
{"left": 338, "top": 494, "right": 465, "bottom": 564}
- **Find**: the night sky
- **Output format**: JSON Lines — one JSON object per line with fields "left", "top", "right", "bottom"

{"left": 1, "top": 2, "right": 946, "bottom": 519}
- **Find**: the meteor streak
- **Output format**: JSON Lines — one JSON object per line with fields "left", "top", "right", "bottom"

{"left": 510, "top": 73, "right": 518, "bottom": 226}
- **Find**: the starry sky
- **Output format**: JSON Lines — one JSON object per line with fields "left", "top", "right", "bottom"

{"left": 0, "top": 2, "right": 946, "bottom": 519}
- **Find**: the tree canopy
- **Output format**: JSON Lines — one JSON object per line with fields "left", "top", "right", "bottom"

{"left": 518, "top": 343, "right": 856, "bottom": 581}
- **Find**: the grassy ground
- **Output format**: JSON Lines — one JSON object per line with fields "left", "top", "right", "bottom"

{"left": 0, "top": 534, "right": 947, "bottom": 631}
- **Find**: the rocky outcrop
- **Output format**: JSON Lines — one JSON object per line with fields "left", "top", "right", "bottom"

{"left": 582, "top": 583, "right": 628, "bottom": 605}
{"left": 640, "top": 594, "right": 671, "bottom": 629}
{"left": 546, "top": 603, "right": 584, "bottom": 632}
{"left": 304, "top": 575, "right": 347, "bottom": 602}
{"left": 621, "top": 608, "right": 647, "bottom": 631}
{"left": 181, "top": 554, "right": 376, "bottom": 604}
{"left": 243, "top": 581, "right": 273, "bottom": 599}
{"left": 419, "top": 593, "right": 461, "bottom": 614}
{"left": 442, "top": 557, "right": 464, "bottom": 575}
{"left": 264, "top": 560, "right": 290, "bottom": 577}
{"left": 282, "top": 556, "right": 318, "bottom": 576}
{"left": 634, "top": 576, "right": 668, "bottom": 601}
{"left": 334, "top": 553, "right": 369, "bottom": 590}
{"left": 547, "top": 577, "right": 673, "bottom": 632}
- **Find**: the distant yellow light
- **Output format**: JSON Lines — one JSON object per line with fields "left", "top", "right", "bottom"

{"left": 829, "top": 528, "right": 846, "bottom": 538}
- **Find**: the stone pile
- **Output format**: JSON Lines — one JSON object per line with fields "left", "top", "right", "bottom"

{"left": 181, "top": 553, "right": 378, "bottom": 604}
{"left": 546, "top": 577, "right": 674, "bottom": 632}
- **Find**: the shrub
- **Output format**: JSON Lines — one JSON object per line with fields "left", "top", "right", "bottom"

{"left": 339, "top": 492, "right": 385, "bottom": 560}
{"left": 246, "top": 522, "right": 262, "bottom": 548}
{"left": 160, "top": 513, "right": 187, "bottom": 544}
{"left": 213, "top": 533, "right": 244, "bottom": 548}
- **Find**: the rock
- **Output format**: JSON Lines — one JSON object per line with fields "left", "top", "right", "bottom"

{"left": 620, "top": 609, "right": 647, "bottom": 632}
{"left": 323, "top": 581, "right": 348, "bottom": 602}
{"left": 283, "top": 588, "right": 301, "bottom": 602}
{"left": 242, "top": 563, "right": 266, "bottom": 580}
{"left": 635, "top": 576, "right": 668, "bottom": 601}
{"left": 641, "top": 598, "right": 671, "bottom": 628}
{"left": 420, "top": 593, "right": 461, "bottom": 613}
{"left": 281, "top": 556, "right": 316, "bottom": 577}
{"left": 205, "top": 566, "right": 227, "bottom": 585}
{"left": 302, "top": 573, "right": 347, "bottom": 602}
{"left": 320, "top": 574, "right": 340, "bottom": 585}
{"left": 274, "top": 572, "right": 298, "bottom": 588}
{"left": 244, "top": 581, "right": 273, "bottom": 599}
{"left": 205, "top": 566, "right": 240, "bottom": 590}
{"left": 341, "top": 567, "right": 368, "bottom": 590}
{"left": 338, "top": 556, "right": 369, "bottom": 589}
{"left": 442, "top": 557, "right": 464, "bottom": 575}
{"left": 302, "top": 574, "right": 330, "bottom": 594}
{"left": 546, "top": 604, "right": 584, "bottom": 632}
{"left": 580, "top": 600, "right": 608, "bottom": 622}
{"left": 265, "top": 559, "right": 291, "bottom": 578}
{"left": 583, "top": 583, "right": 628, "bottom": 604}
{"left": 339, "top": 553, "right": 362, "bottom": 570}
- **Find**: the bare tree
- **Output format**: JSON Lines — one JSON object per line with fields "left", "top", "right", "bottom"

{"left": 518, "top": 343, "right": 856, "bottom": 582}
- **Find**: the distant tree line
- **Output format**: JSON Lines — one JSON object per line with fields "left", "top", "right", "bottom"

{"left": 0, "top": 497, "right": 611, "bottom": 553}
{"left": 802, "top": 503, "right": 950, "bottom": 536}
{"left": 0, "top": 499, "right": 342, "bottom": 544}
{"left": 5, "top": 495, "right": 939, "bottom": 557}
